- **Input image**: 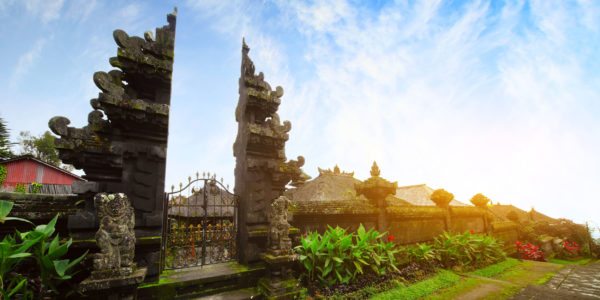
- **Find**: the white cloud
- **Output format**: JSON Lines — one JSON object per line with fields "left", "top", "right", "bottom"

{"left": 176, "top": 0, "right": 600, "bottom": 224}
{"left": 23, "top": 0, "right": 64, "bottom": 23}
{"left": 10, "top": 38, "right": 47, "bottom": 88}
{"left": 65, "top": 0, "right": 97, "bottom": 23}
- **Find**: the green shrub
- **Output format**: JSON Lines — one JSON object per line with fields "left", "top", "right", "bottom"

{"left": 295, "top": 224, "right": 399, "bottom": 286}
{"left": 0, "top": 200, "right": 86, "bottom": 298}
{"left": 0, "top": 165, "right": 6, "bottom": 186}
{"left": 30, "top": 182, "right": 42, "bottom": 194}
{"left": 406, "top": 243, "right": 436, "bottom": 264}
{"left": 14, "top": 184, "right": 26, "bottom": 194}
{"left": 433, "top": 231, "right": 505, "bottom": 269}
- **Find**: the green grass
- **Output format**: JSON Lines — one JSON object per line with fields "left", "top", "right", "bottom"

{"left": 423, "top": 277, "right": 480, "bottom": 300}
{"left": 535, "top": 272, "right": 556, "bottom": 285}
{"left": 370, "top": 270, "right": 461, "bottom": 300}
{"left": 548, "top": 257, "right": 592, "bottom": 265}
{"left": 470, "top": 258, "right": 520, "bottom": 277}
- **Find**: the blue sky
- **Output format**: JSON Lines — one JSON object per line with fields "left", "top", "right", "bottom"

{"left": 1, "top": 0, "right": 599, "bottom": 230}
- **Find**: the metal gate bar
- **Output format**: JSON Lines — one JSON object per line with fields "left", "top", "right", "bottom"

{"left": 162, "top": 173, "right": 237, "bottom": 270}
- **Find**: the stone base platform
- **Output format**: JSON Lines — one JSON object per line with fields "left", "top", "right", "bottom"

{"left": 137, "top": 262, "right": 265, "bottom": 299}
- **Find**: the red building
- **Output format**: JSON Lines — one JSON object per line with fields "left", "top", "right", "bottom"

{"left": 1, "top": 155, "right": 84, "bottom": 194}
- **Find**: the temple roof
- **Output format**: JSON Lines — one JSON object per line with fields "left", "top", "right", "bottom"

{"left": 394, "top": 184, "right": 469, "bottom": 207}
{"left": 286, "top": 166, "right": 365, "bottom": 202}
{"left": 168, "top": 186, "right": 235, "bottom": 218}
{"left": 488, "top": 204, "right": 556, "bottom": 223}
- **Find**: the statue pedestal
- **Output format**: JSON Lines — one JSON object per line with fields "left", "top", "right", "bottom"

{"left": 259, "top": 253, "right": 304, "bottom": 300}
{"left": 79, "top": 267, "right": 147, "bottom": 300}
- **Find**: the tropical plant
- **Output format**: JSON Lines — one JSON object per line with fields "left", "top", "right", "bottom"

{"left": 560, "top": 240, "right": 580, "bottom": 257}
{"left": 406, "top": 243, "right": 436, "bottom": 264}
{"left": 0, "top": 200, "right": 32, "bottom": 225}
{"left": 21, "top": 215, "right": 87, "bottom": 295}
{"left": 515, "top": 241, "right": 545, "bottom": 261}
{"left": 0, "top": 234, "right": 36, "bottom": 299}
{"left": 295, "top": 224, "right": 399, "bottom": 286}
{"left": 30, "top": 182, "right": 42, "bottom": 194}
{"left": 14, "top": 184, "right": 26, "bottom": 194}
{"left": 433, "top": 231, "right": 505, "bottom": 269}
{"left": 0, "top": 200, "right": 86, "bottom": 298}
{"left": 0, "top": 201, "right": 35, "bottom": 299}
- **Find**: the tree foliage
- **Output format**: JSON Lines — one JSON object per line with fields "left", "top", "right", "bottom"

{"left": 0, "top": 117, "right": 13, "bottom": 160}
{"left": 18, "top": 131, "right": 61, "bottom": 167}
{"left": 430, "top": 189, "right": 454, "bottom": 208}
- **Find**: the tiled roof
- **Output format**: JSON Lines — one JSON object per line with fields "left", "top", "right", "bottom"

{"left": 286, "top": 170, "right": 366, "bottom": 202}
{"left": 488, "top": 204, "right": 555, "bottom": 222}
{"left": 394, "top": 184, "right": 469, "bottom": 207}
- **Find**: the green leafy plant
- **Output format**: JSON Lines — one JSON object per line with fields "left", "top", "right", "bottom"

{"left": 0, "top": 200, "right": 32, "bottom": 225}
{"left": 0, "top": 234, "right": 36, "bottom": 299}
{"left": 433, "top": 231, "right": 505, "bottom": 269}
{"left": 406, "top": 243, "right": 436, "bottom": 264}
{"left": 20, "top": 215, "right": 87, "bottom": 295}
{"left": 0, "top": 165, "right": 7, "bottom": 186}
{"left": 0, "top": 200, "right": 86, "bottom": 298}
{"left": 30, "top": 182, "right": 42, "bottom": 194}
{"left": 14, "top": 184, "right": 26, "bottom": 194}
{"left": 295, "top": 224, "right": 399, "bottom": 287}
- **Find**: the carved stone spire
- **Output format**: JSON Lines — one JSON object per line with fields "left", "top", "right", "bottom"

{"left": 234, "top": 40, "right": 309, "bottom": 263}
{"left": 370, "top": 161, "right": 381, "bottom": 177}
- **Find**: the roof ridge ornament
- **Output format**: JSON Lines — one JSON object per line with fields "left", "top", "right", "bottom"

{"left": 370, "top": 161, "right": 380, "bottom": 177}
{"left": 317, "top": 165, "right": 354, "bottom": 177}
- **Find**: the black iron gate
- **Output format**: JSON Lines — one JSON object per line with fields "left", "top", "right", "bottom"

{"left": 161, "top": 173, "right": 238, "bottom": 270}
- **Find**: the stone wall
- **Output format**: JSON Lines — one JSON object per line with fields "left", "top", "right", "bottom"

{"left": 291, "top": 203, "right": 518, "bottom": 247}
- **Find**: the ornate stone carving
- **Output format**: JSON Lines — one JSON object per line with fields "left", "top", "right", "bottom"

{"left": 355, "top": 161, "right": 397, "bottom": 201}
{"left": 267, "top": 196, "right": 293, "bottom": 255}
{"left": 48, "top": 9, "right": 176, "bottom": 221}
{"left": 92, "top": 193, "right": 136, "bottom": 279}
{"left": 355, "top": 162, "right": 398, "bottom": 232}
{"left": 234, "top": 39, "right": 309, "bottom": 262}
{"left": 317, "top": 164, "right": 355, "bottom": 177}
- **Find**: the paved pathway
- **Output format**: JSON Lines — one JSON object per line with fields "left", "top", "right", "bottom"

{"left": 512, "top": 261, "right": 600, "bottom": 299}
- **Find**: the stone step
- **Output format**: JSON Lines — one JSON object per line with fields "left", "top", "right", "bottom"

{"left": 138, "top": 262, "right": 265, "bottom": 299}
{"left": 191, "top": 287, "right": 260, "bottom": 300}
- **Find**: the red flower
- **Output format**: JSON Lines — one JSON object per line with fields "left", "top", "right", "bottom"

{"left": 387, "top": 234, "right": 395, "bottom": 242}
{"left": 469, "top": 229, "right": 475, "bottom": 234}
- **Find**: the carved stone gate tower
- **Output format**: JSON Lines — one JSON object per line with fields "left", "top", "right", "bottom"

{"left": 234, "top": 40, "right": 309, "bottom": 263}
{"left": 49, "top": 10, "right": 177, "bottom": 277}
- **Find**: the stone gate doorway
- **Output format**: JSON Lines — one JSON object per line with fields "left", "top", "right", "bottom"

{"left": 161, "top": 173, "right": 238, "bottom": 270}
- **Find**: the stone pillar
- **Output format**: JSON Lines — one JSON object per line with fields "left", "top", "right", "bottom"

{"left": 258, "top": 196, "right": 305, "bottom": 299}
{"left": 233, "top": 40, "right": 309, "bottom": 263}
{"left": 431, "top": 189, "right": 454, "bottom": 232}
{"left": 470, "top": 193, "right": 491, "bottom": 233}
{"left": 355, "top": 162, "right": 397, "bottom": 233}
{"left": 48, "top": 9, "right": 177, "bottom": 277}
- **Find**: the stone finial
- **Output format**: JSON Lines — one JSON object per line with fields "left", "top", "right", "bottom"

{"left": 355, "top": 162, "right": 397, "bottom": 203}
{"left": 431, "top": 189, "right": 454, "bottom": 208}
{"left": 470, "top": 193, "right": 490, "bottom": 208}
{"left": 91, "top": 193, "right": 136, "bottom": 279}
{"left": 370, "top": 161, "right": 381, "bottom": 177}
